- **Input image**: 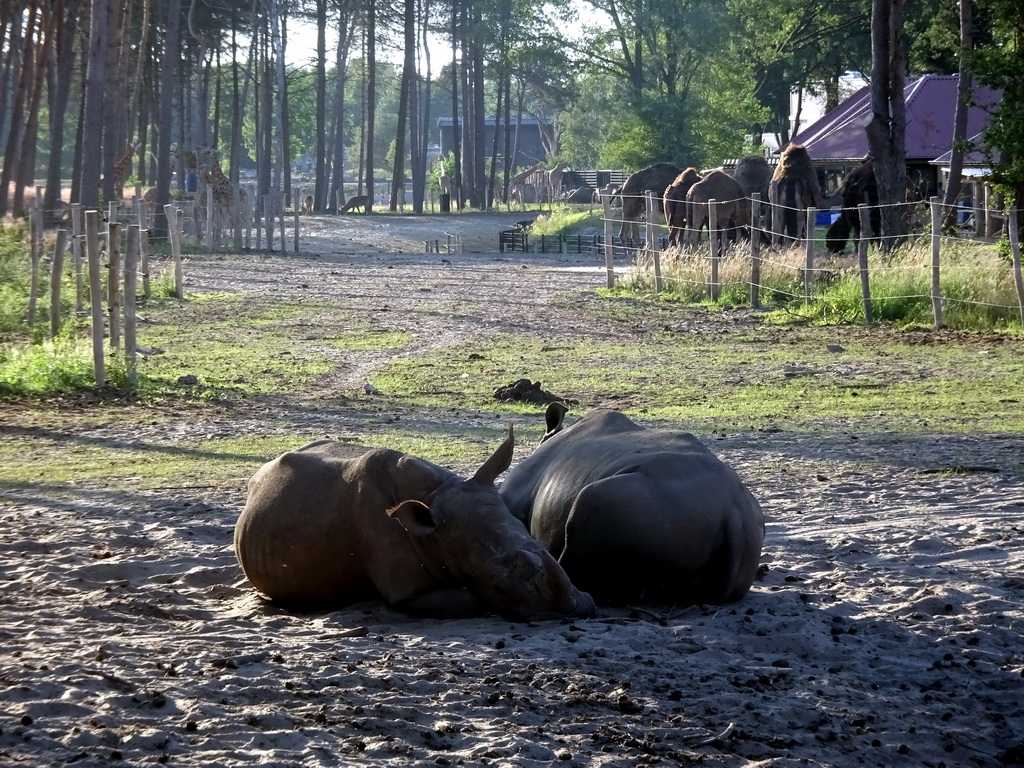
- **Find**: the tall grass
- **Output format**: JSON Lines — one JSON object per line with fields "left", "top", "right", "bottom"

{"left": 529, "top": 207, "right": 603, "bottom": 236}
{"left": 0, "top": 319, "right": 127, "bottom": 396}
{"left": 622, "top": 237, "right": 1023, "bottom": 332}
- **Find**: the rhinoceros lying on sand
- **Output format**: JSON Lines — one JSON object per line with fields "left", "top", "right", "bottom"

{"left": 235, "top": 427, "right": 596, "bottom": 621}
{"left": 500, "top": 405, "right": 765, "bottom": 605}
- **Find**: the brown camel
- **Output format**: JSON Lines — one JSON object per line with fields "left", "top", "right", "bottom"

{"left": 685, "top": 170, "right": 748, "bottom": 249}
{"left": 769, "top": 144, "right": 821, "bottom": 242}
{"left": 663, "top": 168, "right": 702, "bottom": 249}
{"left": 617, "top": 163, "right": 683, "bottom": 245}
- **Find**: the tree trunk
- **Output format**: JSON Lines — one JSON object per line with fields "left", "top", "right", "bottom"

{"left": 329, "top": 14, "right": 355, "bottom": 212}
{"left": 14, "top": 5, "right": 52, "bottom": 213}
{"left": 43, "top": 0, "right": 84, "bottom": 224}
{"left": 471, "top": 30, "right": 486, "bottom": 209}
{"left": 153, "top": 0, "right": 180, "bottom": 239}
{"left": 941, "top": 0, "right": 973, "bottom": 232}
{"left": 450, "top": 1, "right": 462, "bottom": 209}
{"left": 79, "top": 0, "right": 109, "bottom": 208}
{"left": 1, "top": 0, "right": 38, "bottom": 216}
{"left": 390, "top": 0, "right": 415, "bottom": 211}
{"left": 415, "top": 0, "right": 432, "bottom": 210}
{"left": 865, "top": 0, "right": 908, "bottom": 253}
{"left": 364, "top": 0, "right": 376, "bottom": 210}
{"left": 279, "top": 11, "right": 291, "bottom": 200}
{"left": 314, "top": 0, "right": 327, "bottom": 211}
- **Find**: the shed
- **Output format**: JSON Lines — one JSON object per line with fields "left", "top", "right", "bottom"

{"left": 785, "top": 74, "right": 1001, "bottom": 197}
{"left": 436, "top": 117, "right": 548, "bottom": 170}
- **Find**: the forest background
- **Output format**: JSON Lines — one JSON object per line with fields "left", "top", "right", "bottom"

{"left": 0, "top": 0, "right": 1022, "bottom": 237}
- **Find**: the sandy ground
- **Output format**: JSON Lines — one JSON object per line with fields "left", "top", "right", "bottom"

{"left": 2, "top": 211, "right": 1023, "bottom": 767}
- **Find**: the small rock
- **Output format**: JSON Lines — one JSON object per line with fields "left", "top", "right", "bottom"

{"left": 177, "top": 374, "right": 198, "bottom": 386}
{"left": 826, "top": 344, "right": 845, "bottom": 353}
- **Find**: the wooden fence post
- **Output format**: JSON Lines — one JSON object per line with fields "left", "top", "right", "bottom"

{"left": 645, "top": 191, "right": 663, "bottom": 292}
{"left": 749, "top": 193, "right": 761, "bottom": 308}
{"left": 254, "top": 192, "right": 263, "bottom": 250}
{"left": 176, "top": 208, "right": 186, "bottom": 297}
{"left": 293, "top": 190, "right": 300, "bottom": 253}
{"left": 124, "top": 225, "right": 139, "bottom": 389}
{"left": 602, "top": 190, "right": 616, "bottom": 289}
{"left": 107, "top": 221, "right": 121, "bottom": 349}
{"left": 164, "top": 204, "right": 182, "bottom": 298}
{"left": 28, "top": 201, "right": 41, "bottom": 325}
{"left": 72, "top": 203, "right": 84, "bottom": 312}
{"left": 280, "top": 191, "right": 287, "bottom": 251}
{"left": 857, "top": 204, "right": 874, "bottom": 323}
{"left": 85, "top": 210, "right": 105, "bottom": 387}
{"left": 49, "top": 229, "right": 68, "bottom": 338}
{"left": 803, "top": 207, "right": 817, "bottom": 304}
{"left": 264, "top": 194, "right": 274, "bottom": 251}
{"left": 1008, "top": 204, "right": 1024, "bottom": 328}
{"left": 206, "top": 184, "right": 215, "bottom": 252}
{"left": 930, "top": 197, "right": 944, "bottom": 328}
{"left": 769, "top": 180, "right": 780, "bottom": 246}
{"left": 709, "top": 199, "right": 720, "bottom": 302}
{"left": 140, "top": 215, "right": 151, "bottom": 301}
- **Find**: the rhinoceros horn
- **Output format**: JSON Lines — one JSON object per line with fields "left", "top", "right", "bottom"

{"left": 472, "top": 424, "right": 514, "bottom": 485}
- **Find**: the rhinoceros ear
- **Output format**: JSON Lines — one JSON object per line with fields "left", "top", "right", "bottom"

{"left": 542, "top": 402, "right": 569, "bottom": 442}
{"left": 472, "top": 423, "right": 514, "bottom": 485}
{"left": 388, "top": 499, "right": 444, "bottom": 536}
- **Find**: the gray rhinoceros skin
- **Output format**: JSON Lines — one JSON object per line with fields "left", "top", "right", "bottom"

{"left": 500, "top": 406, "right": 765, "bottom": 606}
{"left": 235, "top": 427, "right": 596, "bottom": 621}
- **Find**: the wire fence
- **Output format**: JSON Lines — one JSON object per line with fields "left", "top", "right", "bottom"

{"left": 597, "top": 189, "right": 1024, "bottom": 329}
{"left": 8, "top": 182, "right": 1023, "bottom": 392}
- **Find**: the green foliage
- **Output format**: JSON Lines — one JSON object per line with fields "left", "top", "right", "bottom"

{"left": 0, "top": 319, "right": 126, "bottom": 397}
{"left": 973, "top": 1, "right": 1024, "bottom": 195}
{"left": 528, "top": 208, "right": 603, "bottom": 236}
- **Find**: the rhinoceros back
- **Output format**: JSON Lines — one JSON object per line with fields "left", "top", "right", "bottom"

{"left": 235, "top": 446, "right": 374, "bottom": 606}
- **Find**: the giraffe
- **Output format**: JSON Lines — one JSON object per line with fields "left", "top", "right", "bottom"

{"left": 140, "top": 147, "right": 182, "bottom": 227}
{"left": 547, "top": 162, "right": 569, "bottom": 202}
{"left": 508, "top": 163, "right": 545, "bottom": 205}
{"left": 108, "top": 142, "right": 142, "bottom": 202}
{"left": 194, "top": 146, "right": 238, "bottom": 239}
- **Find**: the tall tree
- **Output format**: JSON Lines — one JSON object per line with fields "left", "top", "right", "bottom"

{"left": 941, "top": 0, "right": 973, "bottom": 231}
{"left": 43, "top": 0, "right": 85, "bottom": 225}
{"left": 865, "top": 0, "right": 908, "bottom": 251}
{"left": 364, "top": 0, "right": 377, "bottom": 210}
{"left": 390, "top": 0, "right": 416, "bottom": 210}
{"left": 153, "top": 0, "right": 182, "bottom": 239}
{"left": 79, "top": 0, "right": 110, "bottom": 209}
{"left": 974, "top": 0, "right": 1024, "bottom": 225}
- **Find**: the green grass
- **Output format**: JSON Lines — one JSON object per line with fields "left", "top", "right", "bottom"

{"left": 631, "top": 237, "right": 1023, "bottom": 332}
{"left": 367, "top": 316, "right": 1024, "bottom": 435}
{"left": 529, "top": 208, "right": 603, "bottom": 236}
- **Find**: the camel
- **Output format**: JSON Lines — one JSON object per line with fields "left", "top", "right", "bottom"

{"left": 685, "top": 170, "right": 748, "bottom": 249}
{"left": 617, "top": 163, "right": 683, "bottom": 246}
{"left": 769, "top": 144, "right": 821, "bottom": 242}
{"left": 663, "top": 168, "right": 702, "bottom": 249}
{"left": 733, "top": 155, "right": 773, "bottom": 201}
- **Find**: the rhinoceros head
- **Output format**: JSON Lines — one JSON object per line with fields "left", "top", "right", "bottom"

{"left": 388, "top": 426, "right": 596, "bottom": 621}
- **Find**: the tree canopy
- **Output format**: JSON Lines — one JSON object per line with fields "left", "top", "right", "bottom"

{"left": 0, "top": 0, "right": 1020, "bottom": 219}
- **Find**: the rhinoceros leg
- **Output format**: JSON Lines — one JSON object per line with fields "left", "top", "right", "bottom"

{"left": 557, "top": 472, "right": 760, "bottom": 605}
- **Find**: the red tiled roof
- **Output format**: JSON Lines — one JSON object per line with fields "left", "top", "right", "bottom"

{"left": 786, "top": 75, "right": 1001, "bottom": 162}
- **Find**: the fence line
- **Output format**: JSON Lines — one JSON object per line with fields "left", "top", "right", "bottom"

{"left": 601, "top": 191, "right": 1024, "bottom": 327}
